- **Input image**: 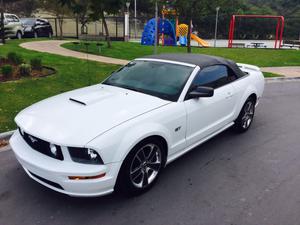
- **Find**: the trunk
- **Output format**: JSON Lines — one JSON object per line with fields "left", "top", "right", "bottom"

{"left": 187, "top": 19, "right": 192, "bottom": 53}
{"left": 0, "top": 11, "right": 5, "bottom": 44}
{"left": 100, "top": 10, "right": 111, "bottom": 48}
{"left": 58, "top": 17, "right": 63, "bottom": 40}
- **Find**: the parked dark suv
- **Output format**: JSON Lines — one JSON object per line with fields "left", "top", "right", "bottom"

{"left": 21, "top": 18, "right": 53, "bottom": 38}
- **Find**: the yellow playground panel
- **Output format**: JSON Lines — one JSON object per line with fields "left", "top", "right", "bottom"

{"left": 161, "top": 6, "right": 209, "bottom": 47}
{"left": 177, "top": 24, "right": 188, "bottom": 36}
{"left": 177, "top": 23, "right": 209, "bottom": 47}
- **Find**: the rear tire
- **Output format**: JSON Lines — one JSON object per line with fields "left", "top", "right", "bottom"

{"left": 233, "top": 98, "right": 255, "bottom": 133}
{"left": 116, "top": 137, "right": 166, "bottom": 196}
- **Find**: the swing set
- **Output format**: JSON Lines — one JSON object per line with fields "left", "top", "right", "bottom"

{"left": 228, "top": 15, "right": 285, "bottom": 49}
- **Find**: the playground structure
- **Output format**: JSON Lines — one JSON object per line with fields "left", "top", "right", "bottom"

{"left": 141, "top": 7, "right": 209, "bottom": 47}
{"left": 228, "top": 15, "right": 285, "bottom": 49}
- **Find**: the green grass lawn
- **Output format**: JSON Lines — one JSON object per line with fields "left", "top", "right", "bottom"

{"left": 62, "top": 41, "right": 300, "bottom": 67}
{"left": 0, "top": 39, "right": 119, "bottom": 133}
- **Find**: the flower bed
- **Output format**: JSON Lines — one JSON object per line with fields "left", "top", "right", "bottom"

{"left": 0, "top": 52, "right": 56, "bottom": 82}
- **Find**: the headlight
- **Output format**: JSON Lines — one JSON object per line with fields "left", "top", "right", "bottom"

{"left": 68, "top": 147, "right": 104, "bottom": 165}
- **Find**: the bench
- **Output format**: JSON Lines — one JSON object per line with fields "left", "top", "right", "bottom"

{"left": 232, "top": 43, "right": 245, "bottom": 48}
{"left": 247, "top": 42, "right": 267, "bottom": 48}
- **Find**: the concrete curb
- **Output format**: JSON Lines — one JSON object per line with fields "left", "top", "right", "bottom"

{"left": 265, "top": 77, "right": 300, "bottom": 82}
{"left": 0, "top": 130, "right": 15, "bottom": 140}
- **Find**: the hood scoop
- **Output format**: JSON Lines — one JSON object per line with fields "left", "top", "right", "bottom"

{"left": 69, "top": 98, "right": 86, "bottom": 106}
{"left": 69, "top": 89, "right": 114, "bottom": 106}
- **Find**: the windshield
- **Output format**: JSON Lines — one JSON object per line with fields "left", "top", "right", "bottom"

{"left": 103, "top": 60, "right": 194, "bottom": 101}
{"left": 20, "top": 18, "right": 36, "bottom": 25}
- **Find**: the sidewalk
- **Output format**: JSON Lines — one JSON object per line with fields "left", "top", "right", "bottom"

{"left": 261, "top": 67, "right": 300, "bottom": 78}
{"left": 20, "top": 40, "right": 129, "bottom": 65}
{"left": 20, "top": 40, "right": 300, "bottom": 78}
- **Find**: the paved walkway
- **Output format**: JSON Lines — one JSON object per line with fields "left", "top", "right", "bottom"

{"left": 20, "top": 40, "right": 300, "bottom": 78}
{"left": 261, "top": 67, "right": 300, "bottom": 78}
{"left": 20, "top": 40, "right": 129, "bottom": 65}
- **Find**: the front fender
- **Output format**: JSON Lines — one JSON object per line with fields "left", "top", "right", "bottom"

{"left": 86, "top": 121, "right": 171, "bottom": 164}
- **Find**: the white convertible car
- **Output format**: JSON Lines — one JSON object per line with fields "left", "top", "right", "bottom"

{"left": 10, "top": 54, "right": 264, "bottom": 197}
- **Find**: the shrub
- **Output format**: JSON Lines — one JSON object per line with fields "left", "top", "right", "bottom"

{"left": 30, "top": 58, "right": 42, "bottom": 70}
{"left": 19, "top": 63, "right": 32, "bottom": 76}
{"left": 7, "top": 52, "right": 23, "bottom": 65}
{"left": 1, "top": 65, "right": 13, "bottom": 77}
{"left": 0, "top": 56, "right": 6, "bottom": 63}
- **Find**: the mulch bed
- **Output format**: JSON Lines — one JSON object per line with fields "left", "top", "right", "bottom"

{"left": 0, "top": 59, "right": 56, "bottom": 82}
{"left": 0, "top": 139, "right": 8, "bottom": 148}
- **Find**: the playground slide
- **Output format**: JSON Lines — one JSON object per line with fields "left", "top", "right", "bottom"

{"left": 191, "top": 34, "right": 209, "bottom": 47}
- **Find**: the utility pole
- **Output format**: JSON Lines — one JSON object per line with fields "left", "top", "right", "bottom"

{"left": 154, "top": 0, "right": 158, "bottom": 54}
{"left": 214, "top": 7, "right": 220, "bottom": 48}
{"left": 0, "top": 0, "right": 5, "bottom": 44}
{"left": 134, "top": 0, "right": 137, "bottom": 39}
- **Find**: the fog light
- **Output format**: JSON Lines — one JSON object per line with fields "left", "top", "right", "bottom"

{"left": 68, "top": 173, "right": 106, "bottom": 180}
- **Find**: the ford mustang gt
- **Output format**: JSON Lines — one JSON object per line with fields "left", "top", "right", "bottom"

{"left": 10, "top": 54, "right": 265, "bottom": 197}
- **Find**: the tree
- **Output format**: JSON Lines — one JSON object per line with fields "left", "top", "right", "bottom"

{"left": 4, "top": 0, "right": 39, "bottom": 17}
{"left": 88, "top": 0, "right": 123, "bottom": 48}
{"left": 40, "top": 0, "right": 72, "bottom": 39}
{"left": 58, "top": 0, "right": 89, "bottom": 35}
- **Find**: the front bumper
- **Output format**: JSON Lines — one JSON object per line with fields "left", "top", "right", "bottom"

{"left": 10, "top": 131, "right": 122, "bottom": 197}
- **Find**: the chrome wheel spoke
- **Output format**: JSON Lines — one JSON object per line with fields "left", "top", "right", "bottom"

{"left": 147, "top": 162, "right": 160, "bottom": 172}
{"left": 147, "top": 146, "right": 157, "bottom": 161}
{"left": 142, "top": 171, "right": 149, "bottom": 186}
{"left": 132, "top": 169, "right": 142, "bottom": 182}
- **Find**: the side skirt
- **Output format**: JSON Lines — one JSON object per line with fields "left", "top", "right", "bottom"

{"left": 166, "top": 122, "right": 234, "bottom": 165}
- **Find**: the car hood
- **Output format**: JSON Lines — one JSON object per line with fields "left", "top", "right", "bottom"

{"left": 15, "top": 84, "right": 170, "bottom": 147}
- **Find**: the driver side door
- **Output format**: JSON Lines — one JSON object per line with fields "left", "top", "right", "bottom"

{"left": 184, "top": 65, "right": 238, "bottom": 147}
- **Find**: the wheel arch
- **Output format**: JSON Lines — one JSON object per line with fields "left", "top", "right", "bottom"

{"left": 86, "top": 122, "right": 171, "bottom": 164}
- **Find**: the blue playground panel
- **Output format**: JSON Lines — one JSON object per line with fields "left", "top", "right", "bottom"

{"left": 141, "top": 18, "right": 176, "bottom": 46}
{"left": 179, "top": 36, "right": 187, "bottom": 46}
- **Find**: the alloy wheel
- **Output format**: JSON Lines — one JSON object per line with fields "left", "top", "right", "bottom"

{"left": 130, "top": 143, "right": 162, "bottom": 188}
{"left": 242, "top": 101, "right": 254, "bottom": 129}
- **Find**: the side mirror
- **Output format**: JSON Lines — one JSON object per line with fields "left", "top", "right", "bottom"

{"left": 187, "top": 86, "right": 214, "bottom": 99}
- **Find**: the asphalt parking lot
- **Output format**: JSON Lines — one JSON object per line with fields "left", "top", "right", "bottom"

{"left": 1, "top": 81, "right": 300, "bottom": 225}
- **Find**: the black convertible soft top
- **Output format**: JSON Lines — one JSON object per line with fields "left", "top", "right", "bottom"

{"left": 142, "top": 53, "right": 245, "bottom": 78}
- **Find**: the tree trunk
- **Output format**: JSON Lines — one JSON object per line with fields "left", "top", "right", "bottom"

{"left": 0, "top": 10, "right": 5, "bottom": 44}
{"left": 100, "top": 10, "right": 111, "bottom": 48}
{"left": 58, "top": 17, "right": 63, "bottom": 40}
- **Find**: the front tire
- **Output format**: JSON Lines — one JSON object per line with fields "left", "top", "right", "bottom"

{"left": 233, "top": 98, "right": 255, "bottom": 133}
{"left": 116, "top": 138, "right": 166, "bottom": 196}
{"left": 16, "top": 31, "right": 22, "bottom": 40}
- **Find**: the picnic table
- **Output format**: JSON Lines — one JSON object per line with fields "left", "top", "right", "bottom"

{"left": 247, "top": 42, "right": 267, "bottom": 48}
{"left": 281, "top": 40, "right": 300, "bottom": 49}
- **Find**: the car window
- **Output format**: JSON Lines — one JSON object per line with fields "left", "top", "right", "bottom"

{"left": 21, "top": 18, "right": 36, "bottom": 26}
{"left": 12, "top": 16, "right": 19, "bottom": 22}
{"left": 191, "top": 65, "right": 236, "bottom": 89}
{"left": 103, "top": 60, "right": 194, "bottom": 101}
{"left": 36, "top": 19, "right": 44, "bottom": 25}
{"left": 5, "top": 15, "right": 14, "bottom": 23}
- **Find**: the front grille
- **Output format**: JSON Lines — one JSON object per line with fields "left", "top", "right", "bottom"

{"left": 19, "top": 128, "right": 64, "bottom": 160}
{"left": 29, "top": 171, "right": 64, "bottom": 190}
